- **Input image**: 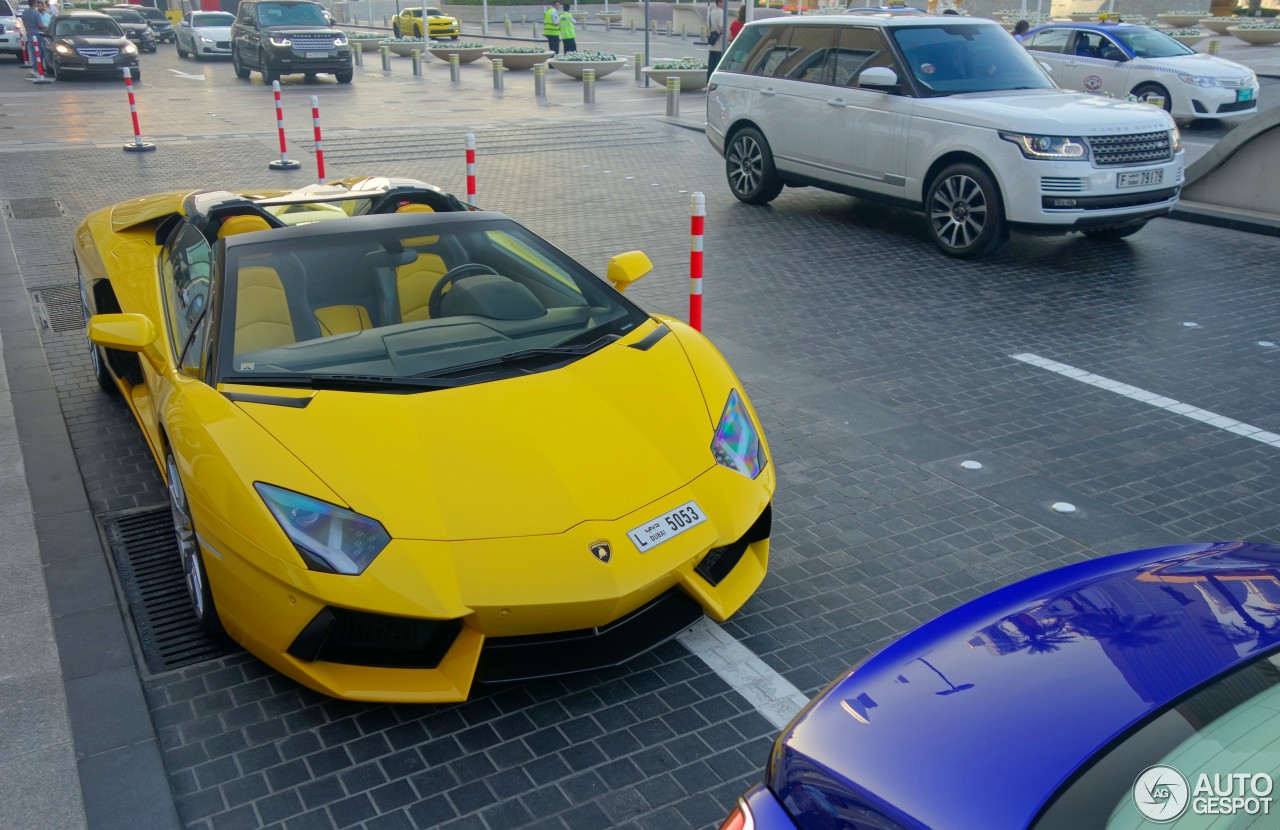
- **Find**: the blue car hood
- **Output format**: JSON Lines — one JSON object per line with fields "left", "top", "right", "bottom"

{"left": 769, "top": 542, "right": 1280, "bottom": 830}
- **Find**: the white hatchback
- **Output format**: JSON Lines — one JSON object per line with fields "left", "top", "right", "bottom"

{"left": 706, "top": 15, "right": 1186, "bottom": 257}
{"left": 1023, "top": 22, "right": 1259, "bottom": 121}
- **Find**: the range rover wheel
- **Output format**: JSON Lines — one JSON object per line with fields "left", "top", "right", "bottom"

{"left": 335, "top": 67, "right": 353, "bottom": 83}
{"left": 166, "top": 452, "right": 223, "bottom": 635}
{"left": 926, "top": 163, "right": 1006, "bottom": 259}
{"left": 1131, "top": 82, "right": 1173, "bottom": 112}
{"left": 1083, "top": 221, "right": 1147, "bottom": 241}
{"left": 261, "top": 52, "right": 279, "bottom": 85}
{"left": 726, "top": 127, "right": 783, "bottom": 205}
{"left": 232, "top": 46, "right": 249, "bottom": 78}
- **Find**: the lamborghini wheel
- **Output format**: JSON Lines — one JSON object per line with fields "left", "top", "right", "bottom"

{"left": 166, "top": 452, "right": 223, "bottom": 635}
{"left": 79, "top": 279, "right": 114, "bottom": 394}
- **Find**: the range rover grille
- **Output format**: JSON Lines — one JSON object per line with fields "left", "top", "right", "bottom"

{"left": 1088, "top": 131, "right": 1172, "bottom": 167}
{"left": 288, "top": 35, "right": 336, "bottom": 51}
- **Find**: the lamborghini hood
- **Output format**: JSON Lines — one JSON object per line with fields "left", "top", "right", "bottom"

{"left": 233, "top": 328, "right": 721, "bottom": 541}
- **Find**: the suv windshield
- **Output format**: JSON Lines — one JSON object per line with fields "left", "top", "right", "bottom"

{"left": 56, "top": 16, "right": 123, "bottom": 36}
{"left": 193, "top": 12, "right": 234, "bottom": 26}
{"left": 1112, "top": 27, "right": 1194, "bottom": 59}
{"left": 105, "top": 8, "right": 144, "bottom": 23}
{"left": 129, "top": 6, "right": 166, "bottom": 20}
{"left": 0, "top": 1, "right": 14, "bottom": 16}
{"left": 254, "top": 2, "right": 327, "bottom": 26}
{"left": 218, "top": 216, "right": 648, "bottom": 387}
{"left": 892, "top": 23, "right": 1055, "bottom": 95}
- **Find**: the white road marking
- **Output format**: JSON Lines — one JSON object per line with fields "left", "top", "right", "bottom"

{"left": 678, "top": 617, "right": 810, "bottom": 730}
{"left": 1012, "top": 353, "right": 1280, "bottom": 449}
{"left": 166, "top": 68, "right": 208, "bottom": 80}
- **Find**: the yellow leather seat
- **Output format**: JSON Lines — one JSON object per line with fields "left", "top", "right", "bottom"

{"left": 394, "top": 203, "right": 448, "bottom": 323}
{"left": 219, "top": 216, "right": 296, "bottom": 353}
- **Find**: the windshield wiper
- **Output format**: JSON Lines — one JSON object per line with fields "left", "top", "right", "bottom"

{"left": 224, "top": 373, "right": 460, "bottom": 391}
{"left": 415, "top": 334, "right": 621, "bottom": 379}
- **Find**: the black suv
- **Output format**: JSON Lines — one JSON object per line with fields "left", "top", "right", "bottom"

{"left": 231, "top": 0, "right": 351, "bottom": 84}
{"left": 112, "top": 4, "right": 175, "bottom": 43}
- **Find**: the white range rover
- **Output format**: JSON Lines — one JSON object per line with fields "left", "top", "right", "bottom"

{"left": 706, "top": 15, "right": 1185, "bottom": 258}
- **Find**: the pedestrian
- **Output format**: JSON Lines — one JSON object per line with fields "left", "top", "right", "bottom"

{"left": 543, "top": 0, "right": 561, "bottom": 55}
{"left": 707, "top": 0, "right": 725, "bottom": 79}
{"left": 21, "top": 0, "right": 47, "bottom": 71}
{"left": 559, "top": 2, "right": 577, "bottom": 54}
{"left": 728, "top": 3, "right": 744, "bottom": 44}
{"left": 45, "top": 0, "right": 58, "bottom": 16}
{"left": 1013, "top": 19, "right": 1029, "bottom": 41}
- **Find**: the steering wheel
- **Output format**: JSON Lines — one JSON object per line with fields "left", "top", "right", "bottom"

{"left": 428, "top": 263, "right": 499, "bottom": 318}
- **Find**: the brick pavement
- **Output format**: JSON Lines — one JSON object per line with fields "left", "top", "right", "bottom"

{"left": 0, "top": 43, "right": 1278, "bottom": 830}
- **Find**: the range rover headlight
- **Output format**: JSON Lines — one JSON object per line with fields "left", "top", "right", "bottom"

{"left": 711, "top": 389, "right": 766, "bottom": 479}
{"left": 1171, "top": 125, "right": 1182, "bottom": 153}
{"left": 256, "top": 483, "right": 391, "bottom": 575}
{"left": 333, "top": 34, "right": 347, "bottom": 45}
{"left": 999, "top": 131, "right": 1089, "bottom": 161}
{"left": 1177, "top": 73, "right": 1220, "bottom": 88}
{"left": 269, "top": 35, "right": 292, "bottom": 46}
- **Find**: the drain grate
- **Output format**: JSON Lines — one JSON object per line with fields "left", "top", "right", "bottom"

{"left": 31, "top": 284, "right": 85, "bottom": 334}
{"left": 5, "top": 197, "right": 66, "bottom": 219}
{"left": 102, "top": 508, "right": 237, "bottom": 674}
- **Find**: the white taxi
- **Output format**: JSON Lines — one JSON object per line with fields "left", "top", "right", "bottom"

{"left": 1023, "top": 22, "right": 1259, "bottom": 120}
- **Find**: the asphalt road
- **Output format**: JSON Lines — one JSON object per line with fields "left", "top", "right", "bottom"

{"left": 1, "top": 32, "right": 1278, "bottom": 830}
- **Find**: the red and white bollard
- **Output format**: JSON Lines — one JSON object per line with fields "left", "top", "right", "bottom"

{"left": 20, "top": 39, "right": 28, "bottom": 67}
{"left": 30, "top": 38, "right": 52, "bottom": 84}
{"left": 464, "top": 132, "right": 477, "bottom": 208}
{"left": 310, "top": 95, "right": 325, "bottom": 184}
{"left": 121, "top": 68, "right": 155, "bottom": 151}
{"left": 268, "top": 80, "right": 300, "bottom": 171}
{"left": 689, "top": 191, "right": 704, "bottom": 332}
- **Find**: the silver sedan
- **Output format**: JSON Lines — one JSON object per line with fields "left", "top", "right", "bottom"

{"left": 175, "top": 10, "right": 234, "bottom": 59}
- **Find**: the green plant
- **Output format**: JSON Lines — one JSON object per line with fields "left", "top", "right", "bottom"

{"left": 650, "top": 58, "right": 707, "bottom": 69}
{"left": 1163, "top": 27, "right": 1205, "bottom": 34}
{"left": 342, "top": 30, "right": 386, "bottom": 39}
{"left": 1231, "top": 18, "right": 1280, "bottom": 25}
{"left": 385, "top": 36, "right": 425, "bottom": 41}
{"left": 554, "top": 50, "right": 619, "bottom": 60}
{"left": 485, "top": 45, "right": 551, "bottom": 53}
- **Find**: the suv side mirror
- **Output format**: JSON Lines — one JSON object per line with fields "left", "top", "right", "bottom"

{"left": 858, "top": 65, "right": 899, "bottom": 90}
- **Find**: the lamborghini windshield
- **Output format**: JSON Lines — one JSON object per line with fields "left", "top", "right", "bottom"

{"left": 217, "top": 215, "right": 649, "bottom": 387}
{"left": 892, "top": 23, "right": 1055, "bottom": 95}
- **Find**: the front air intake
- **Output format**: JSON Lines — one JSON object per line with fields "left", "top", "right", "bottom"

{"left": 288, "top": 607, "right": 462, "bottom": 668}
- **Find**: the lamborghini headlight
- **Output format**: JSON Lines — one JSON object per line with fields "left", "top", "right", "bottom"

{"left": 711, "top": 389, "right": 766, "bottom": 479}
{"left": 256, "top": 483, "right": 390, "bottom": 575}
{"left": 999, "top": 131, "right": 1089, "bottom": 161}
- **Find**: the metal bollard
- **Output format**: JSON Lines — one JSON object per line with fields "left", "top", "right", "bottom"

{"left": 681, "top": 23, "right": 687, "bottom": 39}
{"left": 449, "top": 53, "right": 460, "bottom": 83}
{"left": 504, "top": 13, "right": 512, "bottom": 36}
{"left": 665, "top": 76, "right": 680, "bottom": 116}
{"left": 533, "top": 62, "right": 547, "bottom": 97}
{"left": 411, "top": 49, "right": 422, "bottom": 75}
{"left": 382, "top": 14, "right": 388, "bottom": 26}
{"left": 533, "top": 23, "right": 540, "bottom": 38}
{"left": 666, "top": 21, "right": 673, "bottom": 37}
{"left": 520, "top": 13, "right": 527, "bottom": 23}
{"left": 492, "top": 58, "right": 504, "bottom": 91}
{"left": 629, "top": 19, "right": 635, "bottom": 32}
{"left": 1208, "top": 38, "right": 1220, "bottom": 55}
{"left": 583, "top": 67, "right": 596, "bottom": 103}
{"left": 380, "top": 45, "right": 391, "bottom": 72}
{"left": 353, "top": 41, "right": 363, "bottom": 66}
{"left": 700, "top": 25, "right": 708, "bottom": 42}
{"left": 635, "top": 52, "right": 643, "bottom": 82}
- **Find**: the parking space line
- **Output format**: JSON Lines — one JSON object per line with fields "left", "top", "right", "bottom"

{"left": 678, "top": 617, "right": 810, "bottom": 729}
{"left": 1012, "top": 353, "right": 1280, "bottom": 449}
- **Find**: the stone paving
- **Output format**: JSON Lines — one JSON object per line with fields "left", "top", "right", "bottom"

{"left": 0, "top": 29, "right": 1278, "bottom": 830}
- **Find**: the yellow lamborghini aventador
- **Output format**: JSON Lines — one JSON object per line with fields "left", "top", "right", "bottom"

{"left": 76, "top": 177, "right": 774, "bottom": 702}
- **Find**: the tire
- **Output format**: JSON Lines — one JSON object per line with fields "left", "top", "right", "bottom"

{"left": 725, "top": 126, "right": 784, "bottom": 205}
{"left": 79, "top": 279, "right": 115, "bottom": 394}
{"left": 925, "top": 162, "right": 1007, "bottom": 259}
{"left": 335, "top": 67, "right": 353, "bottom": 83}
{"left": 45, "top": 59, "right": 57, "bottom": 80}
{"left": 232, "top": 46, "right": 249, "bottom": 78}
{"left": 1131, "top": 82, "right": 1173, "bottom": 113}
{"left": 176, "top": 40, "right": 186, "bottom": 57}
{"left": 166, "top": 452, "right": 223, "bottom": 636}
{"left": 414, "top": 23, "right": 422, "bottom": 37}
{"left": 450, "top": 35, "right": 458, "bottom": 40}
{"left": 393, "top": 20, "right": 401, "bottom": 37}
{"left": 192, "top": 49, "right": 203, "bottom": 61}
{"left": 261, "top": 52, "right": 279, "bottom": 84}
{"left": 131, "top": 67, "right": 140, "bottom": 81}
{"left": 1083, "top": 221, "right": 1147, "bottom": 241}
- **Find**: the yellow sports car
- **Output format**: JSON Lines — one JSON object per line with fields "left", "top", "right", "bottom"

{"left": 392, "top": 6, "right": 459, "bottom": 39}
{"left": 77, "top": 177, "right": 775, "bottom": 702}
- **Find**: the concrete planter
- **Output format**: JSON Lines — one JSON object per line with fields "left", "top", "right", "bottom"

{"left": 1156, "top": 13, "right": 1204, "bottom": 26}
{"left": 1168, "top": 32, "right": 1208, "bottom": 45}
{"left": 1199, "top": 17, "right": 1237, "bottom": 34}
{"left": 641, "top": 66, "right": 708, "bottom": 90}
{"left": 548, "top": 58, "right": 627, "bottom": 79}
{"left": 483, "top": 50, "right": 555, "bottom": 69}
{"left": 383, "top": 39, "right": 425, "bottom": 56}
{"left": 427, "top": 45, "right": 488, "bottom": 63}
{"left": 1227, "top": 25, "right": 1280, "bottom": 44}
